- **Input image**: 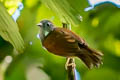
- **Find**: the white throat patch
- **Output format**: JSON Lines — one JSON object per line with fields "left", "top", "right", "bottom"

{"left": 44, "top": 31, "right": 49, "bottom": 37}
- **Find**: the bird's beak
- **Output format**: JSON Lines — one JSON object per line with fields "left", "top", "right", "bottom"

{"left": 37, "top": 23, "right": 42, "bottom": 27}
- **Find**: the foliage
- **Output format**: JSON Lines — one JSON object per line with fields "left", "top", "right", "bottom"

{"left": 0, "top": 3, "right": 24, "bottom": 53}
{"left": 0, "top": 0, "right": 120, "bottom": 80}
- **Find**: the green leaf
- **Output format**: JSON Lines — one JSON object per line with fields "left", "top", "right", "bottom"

{"left": 0, "top": 3, "right": 24, "bottom": 53}
{"left": 2, "top": 0, "right": 22, "bottom": 15}
{"left": 40, "top": 0, "right": 89, "bottom": 25}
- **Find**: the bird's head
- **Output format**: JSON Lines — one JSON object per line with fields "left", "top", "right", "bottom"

{"left": 37, "top": 20, "right": 54, "bottom": 33}
{"left": 37, "top": 20, "right": 55, "bottom": 41}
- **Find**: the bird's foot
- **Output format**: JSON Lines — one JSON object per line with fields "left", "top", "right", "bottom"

{"left": 65, "top": 57, "right": 76, "bottom": 70}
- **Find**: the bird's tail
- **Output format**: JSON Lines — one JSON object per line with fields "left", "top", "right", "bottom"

{"left": 77, "top": 47, "right": 103, "bottom": 69}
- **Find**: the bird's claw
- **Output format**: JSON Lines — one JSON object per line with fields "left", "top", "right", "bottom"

{"left": 65, "top": 58, "right": 76, "bottom": 70}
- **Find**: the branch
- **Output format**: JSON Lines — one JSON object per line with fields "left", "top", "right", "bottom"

{"left": 66, "top": 57, "right": 76, "bottom": 80}
{"left": 62, "top": 23, "right": 76, "bottom": 80}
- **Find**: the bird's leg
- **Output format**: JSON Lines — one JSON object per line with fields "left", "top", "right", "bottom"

{"left": 62, "top": 23, "right": 67, "bottom": 28}
{"left": 65, "top": 57, "right": 76, "bottom": 70}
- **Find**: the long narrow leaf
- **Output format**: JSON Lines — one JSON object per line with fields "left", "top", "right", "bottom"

{"left": 0, "top": 3, "right": 24, "bottom": 53}
{"left": 41, "top": 0, "right": 88, "bottom": 25}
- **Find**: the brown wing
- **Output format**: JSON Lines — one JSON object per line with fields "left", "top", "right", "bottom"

{"left": 43, "top": 28, "right": 103, "bottom": 69}
{"left": 43, "top": 28, "right": 86, "bottom": 57}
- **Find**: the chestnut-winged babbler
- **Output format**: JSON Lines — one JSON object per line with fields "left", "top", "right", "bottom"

{"left": 37, "top": 20, "right": 103, "bottom": 69}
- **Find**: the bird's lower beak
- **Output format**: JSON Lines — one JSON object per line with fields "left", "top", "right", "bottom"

{"left": 37, "top": 23, "right": 42, "bottom": 27}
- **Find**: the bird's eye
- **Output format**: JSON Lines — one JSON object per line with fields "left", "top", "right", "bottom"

{"left": 47, "top": 23, "right": 49, "bottom": 26}
{"left": 46, "top": 22, "right": 51, "bottom": 26}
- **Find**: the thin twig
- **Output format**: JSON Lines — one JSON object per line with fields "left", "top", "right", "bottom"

{"left": 62, "top": 23, "right": 76, "bottom": 80}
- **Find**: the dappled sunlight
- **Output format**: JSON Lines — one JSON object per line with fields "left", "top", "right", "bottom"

{"left": 91, "top": 17, "right": 99, "bottom": 27}
{"left": 114, "top": 40, "right": 120, "bottom": 56}
{"left": 4, "top": 0, "right": 22, "bottom": 15}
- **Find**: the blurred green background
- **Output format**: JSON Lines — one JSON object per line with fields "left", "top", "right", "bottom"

{"left": 0, "top": 0, "right": 120, "bottom": 80}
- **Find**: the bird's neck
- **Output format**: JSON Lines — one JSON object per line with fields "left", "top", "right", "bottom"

{"left": 39, "top": 31, "right": 49, "bottom": 42}
{"left": 40, "top": 28, "right": 54, "bottom": 42}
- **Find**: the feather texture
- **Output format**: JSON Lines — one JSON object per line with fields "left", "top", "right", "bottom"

{"left": 43, "top": 28, "right": 103, "bottom": 69}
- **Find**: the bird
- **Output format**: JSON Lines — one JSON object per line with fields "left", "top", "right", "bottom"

{"left": 37, "top": 20, "right": 103, "bottom": 69}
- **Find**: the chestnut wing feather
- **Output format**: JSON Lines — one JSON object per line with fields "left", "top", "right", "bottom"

{"left": 43, "top": 28, "right": 87, "bottom": 56}
{"left": 43, "top": 28, "right": 103, "bottom": 69}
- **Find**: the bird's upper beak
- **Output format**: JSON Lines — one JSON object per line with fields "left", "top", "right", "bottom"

{"left": 37, "top": 23, "right": 42, "bottom": 27}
